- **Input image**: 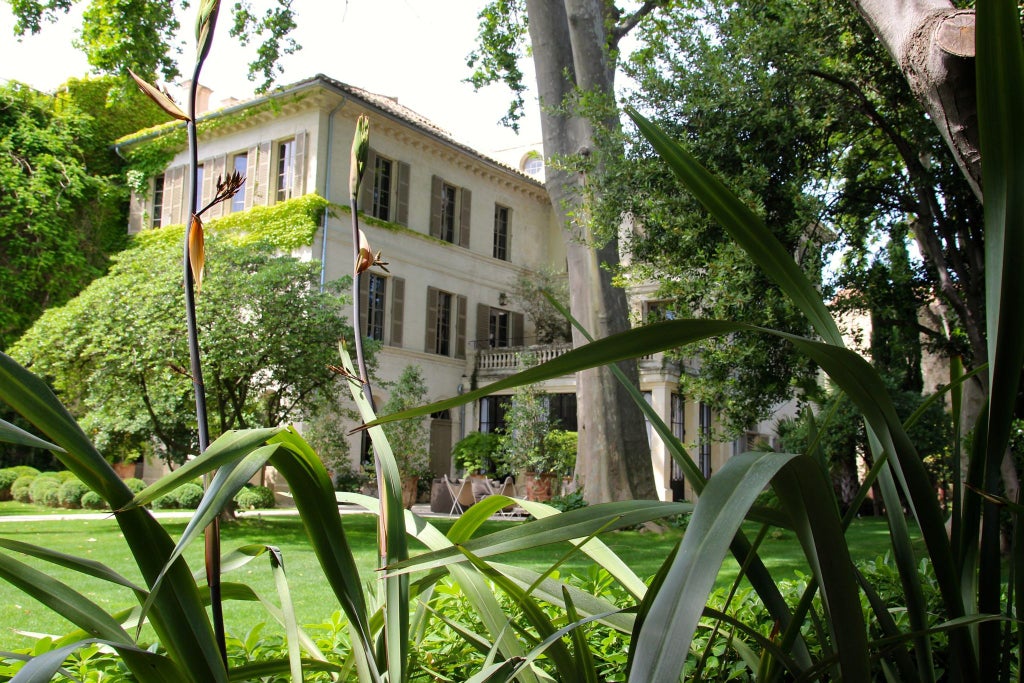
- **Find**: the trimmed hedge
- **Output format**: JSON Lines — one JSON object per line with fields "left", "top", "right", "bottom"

{"left": 11, "top": 475, "right": 35, "bottom": 503}
{"left": 234, "top": 485, "right": 275, "bottom": 510}
{"left": 81, "top": 491, "right": 107, "bottom": 510}
{"left": 176, "top": 483, "right": 204, "bottom": 509}
{"left": 28, "top": 477, "right": 60, "bottom": 505}
{"left": 0, "top": 469, "right": 18, "bottom": 501}
{"left": 57, "top": 479, "right": 90, "bottom": 508}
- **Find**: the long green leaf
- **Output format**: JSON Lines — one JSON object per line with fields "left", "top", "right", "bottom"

{"left": 628, "top": 452, "right": 797, "bottom": 681}
{"left": 0, "top": 352, "right": 225, "bottom": 682}
{"left": 0, "top": 418, "right": 64, "bottom": 453}
{"left": 11, "top": 638, "right": 185, "bottom": 683}
{"left": 0, "top": 538, "right": 146, "bottom": 595}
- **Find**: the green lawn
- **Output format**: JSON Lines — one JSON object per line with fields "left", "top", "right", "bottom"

{"left": 0, "top": 505, "right": 909, "bottom": 651}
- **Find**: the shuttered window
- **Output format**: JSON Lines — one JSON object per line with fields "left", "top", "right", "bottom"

{"left": 430, "top": 175, "right": 471, "bottom": 247}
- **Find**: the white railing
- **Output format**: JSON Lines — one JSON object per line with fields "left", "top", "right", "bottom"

{"left": 475, "top": 343, "right": 574, "bottom": 371}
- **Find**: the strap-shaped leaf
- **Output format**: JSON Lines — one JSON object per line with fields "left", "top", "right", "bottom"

{"left": 0, "top": 418, "right": 64, "bottom": 453}
{"left": 11, "top": 637, "right": 185, "bottom": 683}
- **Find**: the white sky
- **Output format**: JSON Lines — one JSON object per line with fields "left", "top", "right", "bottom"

{"left": 0, "top": 0, "right": 542, "bottom": 157}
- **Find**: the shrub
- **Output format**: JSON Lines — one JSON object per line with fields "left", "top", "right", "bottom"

{"left": 39, "top": 485, "right": 61, "bottom": 507}
{"left": 11, "top": 475, "right": 35, "bottom": 503}
{"left": 176, "top": 483, "right": 204, "bottom": 509}
{"left": 57, "top": 479, "right": 90, "bottom": 508}
{"left": 451, "top": 432, "right": 502, "bottom": 475}
{"left": 123, "top": 478, "right": 147, "bottom": 495}
{"left": 28, "top": 477, "right": 60, "bottom": 504}
{"left": 0, "top": 468, "right": 19, "bottom": 500}
{"left": 234, "top": 485, "right": 275, "bottom": 510}
{"left": 153, "top": 489, "right": 179, "bottom": 509}
{"left": 7, "top": 466, "right": 40, "bottom": 478}
{"left": 80, "top": 491, "right": 107, "bottom": 510}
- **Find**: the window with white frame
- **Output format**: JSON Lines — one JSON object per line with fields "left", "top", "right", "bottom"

{"left": 425, "top": 286, "right": 466, "bottom": 357}
{"left": 493, "top": 204, "right": 510, "bottom": 260}
{"left": 276, "top": 138, "right": 295, "bottom": 202}
{"left": 430, "top": 175, "right": 471, "bottom": 247}
{"left": 152, "top": 174, "right": 165, "bottom": 227}
{"left": 371, "top": 156, "right": 393, "bottom": 220}
{"left": 366, "top": 273, "right": 387, "bottom": 341}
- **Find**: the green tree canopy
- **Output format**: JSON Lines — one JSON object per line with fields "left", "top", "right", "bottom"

{"left": 10, "top": 195, "right": 351, "bottom": 466}
{"left": 0, "top": 77, "right": 164, "bottom": 350}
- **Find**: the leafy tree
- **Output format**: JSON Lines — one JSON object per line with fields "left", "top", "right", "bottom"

{"left": 470, "top": 0, "right": 665, "bottom": 503}
{"left": 378, "top": 366, "right": 430, "bottom": 479}
{"left": 0, "top": 78, "right": 161, "bottom": 350}
{"left": 4, "top": 0, "right": 299, "bottom": 92}
{"left": 10, "top": 195, "right": 351, "bottom": 467}
{"left": 511, "top": 267, "right": 570, "bottom": 345}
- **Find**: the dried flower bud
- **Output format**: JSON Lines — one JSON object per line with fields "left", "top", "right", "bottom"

{"left": 189, "top": 215, "right": 206, "bottom": 294}
{"left": 196, "top": 0, "right": 221, "bottom": 67}
{"left": 128, "top": 69, "right": 188, "bottom": 122}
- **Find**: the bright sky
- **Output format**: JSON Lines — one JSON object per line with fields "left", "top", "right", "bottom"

{"left": 0, "top": 0, "right": 542, "bottom": 157}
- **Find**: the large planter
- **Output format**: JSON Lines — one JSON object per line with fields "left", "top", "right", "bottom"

{"left": 112, "top": 461, "right": 138, "bottom": 479}
{"left": 523, "top": 471, "right": 556, "bottom": 502}
{"left": 401, "top": 476, "right": 419, "bottom": 510}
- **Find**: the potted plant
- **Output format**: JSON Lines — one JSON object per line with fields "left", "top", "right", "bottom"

{"left": 497, "top": 357, "right": 560, "bottom": 500}
{"left": 378, "top": 365, "right": 430, "bottom": 508}
{"left": 452, "top": 431, "right": 502, "bottom": 476}
{"left": 544, "top": 429, "right": 578, "bottom": 494}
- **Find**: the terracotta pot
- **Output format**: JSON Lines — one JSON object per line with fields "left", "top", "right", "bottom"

{"left": 112, "top": 461, "right": 137, "bottom": 479}
{"left": 524, "top": 471, "right": 555, "bottom": 502}
{"left": 401, "top": 476, "right": 419, "bottom": 509}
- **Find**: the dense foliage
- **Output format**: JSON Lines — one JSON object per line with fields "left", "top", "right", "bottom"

{"left": 10, "top": 195, "right": 350, "bottom": 466}
{"left": 599, "top": 0, "right": 982, "bottom": 432}
{"left": 0, "top": 78, "right": 163, "bottom": 351}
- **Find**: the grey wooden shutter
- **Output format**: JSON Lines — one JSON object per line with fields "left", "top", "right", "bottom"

{"left": 506, "top": 207, "right": 513, "bottom": 261}
{"left": 254, "top": 141, "right": 272, "bottom": 206}
{"left": 455, "top": 295, "right": 467, "bottom": 359}
{"left": 390, "top": 276, "right": 405, "bottom": 347}
{"left": 510, "top": 312, "right": 525, "bottom": 346}
{"left": 358, "top": 275, "right": 369, "bottom": 339}
{"left": 459, "top": 187, "right": 471, "bottom": 248}
{"left": 396, "top": 161, "right": 410, "bottom": 225}
{"left": 207, "top": 155, "right": 227, "bottom": 218}
{"left": 429, "top": 175, "right": 443, "bottom": 238}
{"left": 359, "top": 148, "right": 377, "bottom": 214}
{"left": 476, "top": 303, "right": 490, "bottom": 349}
{"left": 166, "top": 165, "right": 186, "bottom": 225}
{"left": 128, "top": 189, "right": 144, "bottom": 233}
{"left": 244, "top": 145, "right": 259, "bottom": 209}
{"left": 291, "top": 131, "right": 307, "bottom": 198}
{"left": 425, "top": 286, "right": 439, "bottom": 353}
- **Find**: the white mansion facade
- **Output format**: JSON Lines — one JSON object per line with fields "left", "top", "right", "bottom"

{"left": 120, "top": 74, "right": 761, "bottom": 502}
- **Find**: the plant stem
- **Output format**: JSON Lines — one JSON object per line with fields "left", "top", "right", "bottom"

{"left": 185, "top": 73, "right": 225, "bottom": 665}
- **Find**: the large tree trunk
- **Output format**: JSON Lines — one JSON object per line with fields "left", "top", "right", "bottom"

{"left": 848, "top": 0, "right": 980, "bottom": 199}
{"left": 525, "top": 0, "right": 656, "bottom": 503}
{"left": 852, "top": 0, "right": 1022, "bottom": 511}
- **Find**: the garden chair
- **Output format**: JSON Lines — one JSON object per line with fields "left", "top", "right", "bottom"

{"left": 444, "top": 474, "right": 475, "bottom": 515}
{"left": 494, "top": 476, "right": 518, "bottom": 518}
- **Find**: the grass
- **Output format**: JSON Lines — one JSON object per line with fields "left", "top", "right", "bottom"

{"left": 0, "top": 504, "right": 908, "bottom": 652}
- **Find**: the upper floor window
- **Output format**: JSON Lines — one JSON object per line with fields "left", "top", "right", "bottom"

{"left": 152, "top": 174, "right": 165, "bottom": 228}
{"left": 426, "top": 286, "right": 466, "bottom": 358}
{"left": 520, "top": 152, "right": 544, "bottom": 176}
{"left": 231, "top": 153, "right": 248, "bottom": 212}
{"left": 430, "top": 175, "right": 471, "bottom": 247}
{"left": 493, "top": 205, "right": 510, "bottom": 260}
{"left": 372, "top": 156, "right": 393, "bottom": 221}
{"left": 276, "top": 138, "right": 296, "bottom": 202}
{"left": 195, "top": 163, "right": 205, "bottom": 210}
{"left": 366, "top": 273, "right": 387, "bottom": 341}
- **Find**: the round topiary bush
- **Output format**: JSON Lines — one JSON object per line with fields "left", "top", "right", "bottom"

{"left": 81, "top": 491, "right": 108, "bottom": 510}
{"left": 0, "top": 469, "right": 19, "bottom": 501}
{"left": 8, "top": 466, "right": 40, "bottom": 478}
{"left": 35, "top": 471, "right": 63, "bottom": 482}
{"left": 39, "top": 485, "right": 61, "bottom": 507}
{"left": 234, "top": 485, "right": 276, "bottom": 510}
{"left": 153, "top": 489, "right": 179, "bottom": 509}
{"left": 57, "top": 479, "right": 90, "bottom": 509}
{"left": 124, "top": 478, "right": 147, "bottom": 495}
{"left": 29, "top": 477, "right": 60, "bottom": 505}
{"left": 11, "top": 475, "right": 35, "bottom": 503}
{"left": 176, "top": 483, "right": 205, "bottom": 510}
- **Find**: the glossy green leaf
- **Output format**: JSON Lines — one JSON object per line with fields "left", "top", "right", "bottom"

{"left": 629, "top": 452, "right": 797, "bottom": 681}
{"left": 0, "top": 418, "right": 64, "bottom": 453}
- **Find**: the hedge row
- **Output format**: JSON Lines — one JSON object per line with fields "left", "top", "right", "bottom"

{"left": 1, "top": 468, "right": 278, "bottom": 512}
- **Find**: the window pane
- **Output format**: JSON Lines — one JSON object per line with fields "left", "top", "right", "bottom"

{"left": 373, "top": 157, "right": 393, "bottom": 221}
{"left": 493, "top": 205, "right": 509, "bottom": 260}
{"left": 196, "top": 164, "right": 205, "bottom": 208}
{"left": 367, "top": 274, "right": 387, "bottom": 341}
{"left": 436, "top": 291, "right": 452, "bottom": 355}
{"left": 152, "top": 175, "right": 165, "bottom": 227}
{"left": 231, "top": 153, "right": 247, "bottom": 212}
{"left": 277, "top": 140, "right": 294, "bottom": 202}
{"left": 440, "top": 184, "right": 457, "bottom": 243}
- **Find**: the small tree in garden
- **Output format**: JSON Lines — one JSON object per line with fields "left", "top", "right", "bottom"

{"left": 377, "top": 366, "right": 429, "bottom": 480}
{"left": 497, "top": 354, "right": 557, "bottom": 476}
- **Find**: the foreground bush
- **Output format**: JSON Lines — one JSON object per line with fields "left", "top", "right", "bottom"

{"left": 10, "top": 475, "right": 34, "bottom": 502}
{"left": 57, "top": 478, "right": 89, "bottom": 508}
{"left": 234, "top": 485, "right": 275, "bottom": 510}
{"left": 0, "top": 468, "right": 18, "bottom": 500}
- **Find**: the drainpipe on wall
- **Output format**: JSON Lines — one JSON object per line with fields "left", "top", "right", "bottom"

{"left": 320, "top": 97, "right": 348, "bottom": 292}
